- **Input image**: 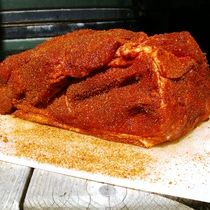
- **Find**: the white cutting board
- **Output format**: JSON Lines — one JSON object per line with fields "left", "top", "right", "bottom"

{"left": 0, "top": 114, "right": 210, "bottom": 202}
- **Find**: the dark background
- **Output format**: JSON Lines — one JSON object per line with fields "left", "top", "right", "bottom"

{"left": 0, "top": 0, "right": 210, "bottom": 61}
{"left": 135, "top": 0, "right": 210, "bottom": 61}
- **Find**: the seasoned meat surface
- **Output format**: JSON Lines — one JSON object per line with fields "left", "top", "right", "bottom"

{"left": 0, "top": 29, "right": 210, "bottom": 147}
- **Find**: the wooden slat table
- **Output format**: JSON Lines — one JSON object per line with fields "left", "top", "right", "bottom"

{"left": 1, "top": 160, "right": 210, "bottom": 210}
{"left": 0, "top": 161, "right": 31, "bottom": 210}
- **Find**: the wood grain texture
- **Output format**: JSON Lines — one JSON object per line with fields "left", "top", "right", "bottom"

{"left": 24, "top": 169, "right": 193, "bottom": 210}
{"left": 0, "top": 161, "right": 32, "bottom": 210}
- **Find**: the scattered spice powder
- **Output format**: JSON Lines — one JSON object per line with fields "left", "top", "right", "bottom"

{"left": 12, "top": 118, "right": 154, "bottom": 178}
{"left": 192, "top": 154, "right": 205, "bottom": 162}
{"left": 0, "top": 134, "right": 8, "bottom": 143}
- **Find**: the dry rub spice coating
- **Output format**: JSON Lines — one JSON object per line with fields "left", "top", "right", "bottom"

{"left": 0, "top": 29, "right": 210, "bottom": 147}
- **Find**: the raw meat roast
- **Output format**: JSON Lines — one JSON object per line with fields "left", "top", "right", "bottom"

{"left": 0, "top": 29, "right": 210, "bottom": 147}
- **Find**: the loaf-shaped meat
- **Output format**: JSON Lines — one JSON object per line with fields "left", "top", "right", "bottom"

{"left": 0, "top": 29, "right": 210, "bottom": 147}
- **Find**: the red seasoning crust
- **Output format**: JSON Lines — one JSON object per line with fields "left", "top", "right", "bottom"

{"left": 0, "top": 29, "right": 210, "bottom": 147}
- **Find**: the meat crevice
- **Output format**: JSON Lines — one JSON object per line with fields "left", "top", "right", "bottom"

{"left": 73, "top": 75, "right": 141, "bottom": 101}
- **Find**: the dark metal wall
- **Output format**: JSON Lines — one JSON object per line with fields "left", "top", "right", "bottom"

{"left": 0, "top": 0, "right": 141, "bottom": 59}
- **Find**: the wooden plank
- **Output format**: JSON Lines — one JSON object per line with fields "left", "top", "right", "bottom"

{"left": 0, "top": 161, "right": 32, "bottom": 210}
{"left": 0, "top": 0, "right": 133, "bottom": 10}
{"left": 24, "top": 169, "right": 193, "bottom": 210}
{"left": 1, "top": 8, "right": 135, "bottom": 24}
